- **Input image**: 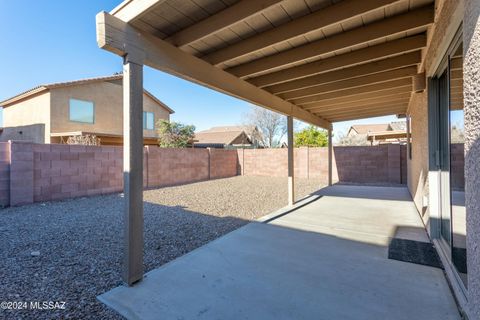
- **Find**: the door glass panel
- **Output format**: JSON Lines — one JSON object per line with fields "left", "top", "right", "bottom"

{"left": 449, "top": 44, "right": 467, "bottom": 287}
{"left": 438, "top": 71, "right": 451, "bottom": 245}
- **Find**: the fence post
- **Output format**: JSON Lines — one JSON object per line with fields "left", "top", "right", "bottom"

{"left": 9, "top": 141, "right": 34, "bottom": 206}
{"left": 387, "top": 144, "right": 401, "bottom": 184}
{"left": 207, "top": 147, "right": 211, "bottom": 180}
{"left": 328, "top": 129, "right": 333, "bottom": 186}
{"left": 287, "top": 116, "right": 295, "bottom": 205}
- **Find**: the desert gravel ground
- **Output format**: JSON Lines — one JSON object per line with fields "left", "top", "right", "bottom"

{"left": 0, "top": 176, "right": 323, "bottom": 320}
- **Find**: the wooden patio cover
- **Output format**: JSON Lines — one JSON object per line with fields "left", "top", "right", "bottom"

{"left": 97, "top": 0, "right": 435, "bottom": 130}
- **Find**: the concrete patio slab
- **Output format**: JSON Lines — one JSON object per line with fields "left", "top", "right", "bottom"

{"left": 99, "top": 185, "right": 460, "bottom": 320}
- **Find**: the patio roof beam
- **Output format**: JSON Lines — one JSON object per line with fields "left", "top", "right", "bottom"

{"left": 325, "top": 105, "right": 408, "bottom": 122}
{"left": 227, "top": 5, "right": 434, "bottom": 78}
{"left": 249, "top": 34, "right": 426, "bottom": 88}
{"left": 266, "top": 51, "right": 421, "bottom": 95}
{"left": 204, "top": 0, "right": 402, "bottom": 66}
{"left": 280, "top": 66, "right": 418, "bottom": 100}
{"left": 306, "top": 93, "right": 412, "bottom": 112}
{"left": 164, "top": 0, "right": 284, "bottom": 49}
{"left": 96, "top": 11, "right": 331, "bottom": 129}
{"left": 292, "top": 78, "right": 412, "bottom": 105}
{"left": 313, "top": 98, "right": 411, "bottom": 115}
{"left": 302, "top": 86, "right": 413, "bottom": 109}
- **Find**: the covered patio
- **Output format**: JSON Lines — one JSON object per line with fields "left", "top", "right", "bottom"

{"left": 96, "top": 0, "right": 433, "bottom": 285}
{"left": 93, "top": 0, "right": 479, "bottom": 318}
{"left": 98, "top": 185, "right": 460, "bottom": 319}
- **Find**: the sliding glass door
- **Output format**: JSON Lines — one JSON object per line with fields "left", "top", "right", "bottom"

{"left": 430, "top": 33, "right": 466, "bottom": 289}
{"left": 449, "top": 44, "right": 466, "bottom": 287}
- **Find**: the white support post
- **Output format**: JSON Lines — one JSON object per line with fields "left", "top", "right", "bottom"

{"left": 123, "top": 58, "right": 144, "bottom": 286}
{"left": 328, "top": 128, "right": 333, "bottom": 186}
{"left": 287, "top": 116, "right": 295, "bottom": 206}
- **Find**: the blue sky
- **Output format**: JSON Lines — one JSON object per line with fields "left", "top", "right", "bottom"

{"left": 0, "top": 0, "right": 399, "bottom": 142}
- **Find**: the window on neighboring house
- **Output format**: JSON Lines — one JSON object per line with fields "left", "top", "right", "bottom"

{"left": 69, "top": 99, "right": 94, "bottom": 123}
{"left": 143, "top": 111, "right": 154, "bottom": 130}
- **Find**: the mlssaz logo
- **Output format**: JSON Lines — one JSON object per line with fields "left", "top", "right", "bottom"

{"left": 30, "top": 301, "right": 66, "bottom": 310}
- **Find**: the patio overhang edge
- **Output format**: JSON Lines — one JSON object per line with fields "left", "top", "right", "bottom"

{"left": 96, "top": 11, "right": 332, "bottom": 130}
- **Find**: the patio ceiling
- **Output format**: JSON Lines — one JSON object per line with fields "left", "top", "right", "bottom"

{"left": 97, "top": 0, "right": 435, "bottom": 129}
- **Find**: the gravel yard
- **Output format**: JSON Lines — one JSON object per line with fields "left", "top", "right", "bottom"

{"left": 0, "top": 176, "right": 323, "bottom": 319}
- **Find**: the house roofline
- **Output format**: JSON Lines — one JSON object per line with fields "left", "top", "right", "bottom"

{"left": 0, "top": 75, "right": 174, "bottom": 114}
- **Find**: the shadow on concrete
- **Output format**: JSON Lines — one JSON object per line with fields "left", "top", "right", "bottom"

{"left": 97, "top": 186, "right": 461, "bottom": 320}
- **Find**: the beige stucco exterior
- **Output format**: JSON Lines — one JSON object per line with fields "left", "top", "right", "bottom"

{"left": 1, "top": 78, "right": 172, "bottom": 145}
{"left": 407, "top": 0, "right": 463, "bottom": 225}
{"left": 2, "top": 91, "right": 51, "bottom": 143}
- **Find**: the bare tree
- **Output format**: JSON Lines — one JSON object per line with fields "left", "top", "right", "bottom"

{"left": 243, "top": 106, "right": 287, "bottom": 148}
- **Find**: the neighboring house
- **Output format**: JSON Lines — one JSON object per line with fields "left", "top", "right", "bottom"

{"left": 0, "top": 75, "right": 174, "bottom": 145}
{"left": 347, "top": 121, "right": 407, "bottom": 145}
{"left": 194, "top": 125, "right": 263, "bottom": 149}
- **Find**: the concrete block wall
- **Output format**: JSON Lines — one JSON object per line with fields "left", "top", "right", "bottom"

{"left": 146, "top": 147, "right": 209, "bottom": 187}
{"left": 31, "top": 144, "right": 124, "bottom": 204}
{"left": 2, "top": 142, "right": 239, "bottom": 206}
{"left": 238, "top": 145, "right": 406, "bottom": 185}
{"left": 209, "top": 148, "right": 239, "bottom": 180}
{"left": 0, "top": 143, "right": 10, "bottom": 207}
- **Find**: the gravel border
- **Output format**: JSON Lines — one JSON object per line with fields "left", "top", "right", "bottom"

{"left": 0, "top": 176, "right": 323, "bottom": 319}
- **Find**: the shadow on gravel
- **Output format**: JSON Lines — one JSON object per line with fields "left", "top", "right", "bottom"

{"left": 0, "top": 194, "right": 249, "bottom": 320}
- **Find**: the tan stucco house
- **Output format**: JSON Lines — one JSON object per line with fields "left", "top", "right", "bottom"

{"left": 0, "top": 75, "right": 174, "bottom": 145}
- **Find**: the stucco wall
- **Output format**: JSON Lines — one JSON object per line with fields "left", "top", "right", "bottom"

{"left": 1, "top": 92, "right": 51, "bottom": 143}
{"left": 49, "top": 81, "right": 170, "bottom": 138}
{"left": 407, "top": 0, "right": 463, "bottom": 225}
{"left": 407, "top": 90, "right": 430, "bottom": 222}
{"left": 463, "top": 0, "right": 480, "bottom": 318}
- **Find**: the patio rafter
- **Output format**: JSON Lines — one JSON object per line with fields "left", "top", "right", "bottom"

{"left": 292, "top": 78, "right": 412, "bottom": 105}
{"left": 302, "top": 86, "right": 413, "bottom": 109}
{"left": 164, "top": 0, "right": 284, "bottom": 49}
{"left": 249, "top": 34, "right": 427, "bottom": 88}
{"left": 265, "top": 51, "right": 421, "bottom": 95}
{"left": 306, "top": 92, "right": 412, "bottom": 112}
{"left": 279, "top": 66, "right": 418, "bottom": 100}
{"left": 226, "top": 4, "right": 434, "bottom": 78}
{"left": 204, "top": 0, "right": 402, "bottom": 66}
{"left": 324, "top": 106, "right": 408, "bottom": 122}
{"left": 96, "top": 11, "right": 331, "bottom": 129}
